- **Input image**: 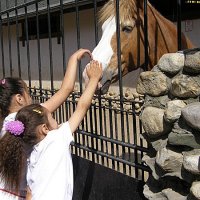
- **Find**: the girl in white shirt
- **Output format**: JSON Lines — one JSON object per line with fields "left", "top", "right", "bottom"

{"left": 0, "top": 60, "right": 102, "bottom": 200}
{"left": 0, "top": 49, "right": 94, "bottom": 199}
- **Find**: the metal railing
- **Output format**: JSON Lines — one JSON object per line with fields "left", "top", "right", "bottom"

{"left": 0, "top": 0, "right": 185, "bottom": 181}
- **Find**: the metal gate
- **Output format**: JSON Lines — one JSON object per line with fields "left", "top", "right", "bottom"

{"left": 0, "top": 0, "right": 190, "bottom": 198}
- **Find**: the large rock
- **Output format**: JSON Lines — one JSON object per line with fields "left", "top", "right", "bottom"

{"left": 168, "top": 120, "right": 200, "bottom": 149}
{"left": 164, "top": 100, "right": 186, "bottom": 123}
{"left": 162, "top": 188, "right": 187, "bottom": 200}
{"left": 170, "top": 74, "right": 200, "bottom": 98}
{"left": 183, "top": 149, "right": 200, "bottom": 175}
{"left": 190, "top": 181, "right": 200, "bottom": 199}
{"left": 156, "top": 147, "right": 183, "bottom": 174}
{"left": 181, "top": 102, "right": 200, "bottom": 130}
{"left": 157, "top": 53, "right": 184, "bottom": 75}
{"left": 141, "top": 107, "right": 172, "bottom": 138}
{"left": 137, "top": 71, "right": 169, "bottom": 96}
{"left": 184, "top": 49, "right": 200, "bottom": 74}
{"left": 143, "top": 95, "right": 171, "bottom": 109}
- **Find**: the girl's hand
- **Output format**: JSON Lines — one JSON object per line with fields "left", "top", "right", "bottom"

{"left": 72, "top": 48, "right": 93, "bottom": 61}
{"left": 26, "top": 186, "right": 32, "bottom": 200}
{"left": 86, "top": 60, "right": 102, "bottom": 82}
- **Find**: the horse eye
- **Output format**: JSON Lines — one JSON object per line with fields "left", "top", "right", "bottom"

{"left": 122, "top": 26, "right": 133, "bottom": 33}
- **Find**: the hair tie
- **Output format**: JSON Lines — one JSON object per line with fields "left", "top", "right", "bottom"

{"left": 5, "top": 120, "right": 25, "bottom": 136}
{"left": 0, "top": 79, "right": 6, "bottom": 86}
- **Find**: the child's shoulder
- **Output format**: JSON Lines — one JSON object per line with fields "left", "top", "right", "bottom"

{"left": 49, "top": 121, "right": 72, "bottom": 140}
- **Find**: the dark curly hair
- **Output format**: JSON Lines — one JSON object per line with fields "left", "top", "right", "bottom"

{"left": 0, "top": 77, "right": 27, "bottom": 130}
{"left": 0, "top": 104, "right": 50, "bottom": 193}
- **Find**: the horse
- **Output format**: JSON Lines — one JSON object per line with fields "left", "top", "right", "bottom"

{"left": 83, "top": 0, "right": 194, "bottom": 94}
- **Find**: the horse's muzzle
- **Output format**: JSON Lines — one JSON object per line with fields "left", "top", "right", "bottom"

{"left": 96, "top": 80, "right": 111, "bottom": 95}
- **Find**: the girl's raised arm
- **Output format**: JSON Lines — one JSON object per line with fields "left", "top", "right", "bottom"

{"left": 68, "top": 60, "right": 102, "bottom": 133}
{"left": 42, "top": 49, "right": 92, "bottom": 113}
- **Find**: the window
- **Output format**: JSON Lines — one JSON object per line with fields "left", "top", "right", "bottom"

{"left": 20, "top": 13, "right": 61, "bottom": 45}
{"left": 149, "top": 0, "right": 200, "bottom": 21}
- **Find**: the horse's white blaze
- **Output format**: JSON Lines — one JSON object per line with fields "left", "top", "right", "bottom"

{"left": 83, "top": 16, "right": 116, "bottom": 86}
{"left": 92, "top": 16, "right": 116, "bottom": 70}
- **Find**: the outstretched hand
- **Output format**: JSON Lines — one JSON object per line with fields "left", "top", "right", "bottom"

{"left": 72, "top": 48, "right": 93, "bottom": 61}
{"left": 86, "top": 60, "right": 102, "bottom": 87}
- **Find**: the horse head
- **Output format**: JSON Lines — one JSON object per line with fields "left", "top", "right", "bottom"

{"left": 83, "top": 0, "right": 194, "bottom": 94}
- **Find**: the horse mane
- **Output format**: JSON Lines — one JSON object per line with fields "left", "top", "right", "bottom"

{"left": 99, "top": 0, "right": 137, "bottom": 25}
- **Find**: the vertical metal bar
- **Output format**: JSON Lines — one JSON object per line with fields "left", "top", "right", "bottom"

{"left": 24, "top": 0, "right": 31, "bottom": 88}
{"left": 65, "top": 100, "right": 69, "bottom": 121}
{"left": 74, "top": 0, "right": 88, "bottom": 160}
{"left": 144, "top": 0, "right": 148, "bottom": 71}
{"left": 139, "top": 115, "right": 146, "bottom": 181}
{"left": 89, "top": 106, "right": 95, "bottom": 161}
{"left": 72, "top": 93, "right": 78, "bottom": 156}
{"left": 47, "top": 0, "right": 54, "bottom": 91}
{"left": 93, "top": 0, "right": 99, "bottom": 45}
{"left": 96, "top": 0, "right": 104, "bottom": 165}
{"left": 92, "top": 0, "right": 103, "bottom": 164}
{"left": 115, "top": 0, "right": 123, "bottom": 96}
{"left": 82, "top": 117, "right": 87, "bottom": 159}
{"left": 97, "top": 93, "right": 104, "bottom": 164}
{"left": 177, "top": 0, "right": 182, "bottom": 50}
{"left": 103, "top": 106, "right": 109, "bottom": 165}
{"left": 115, "top": 0, "right": 125, "bottom": 173}
{"left": 15, "top": 0, "right": 22, "bottom": 77}
{"left": 75, "top": 0, "right": 82, "bottom": 92}
{"left": 59, "top": 0, "right": 66, "bottom": 73}
{"left": 6, "top": 1, "right": 13, "bottom": 76}
{"left": 114, "top": 109, "right": 119, "bottom": 171}
{"left": 84, "top": 107, "right": 89, "bottom": 157}
{"left": 132, "top": 103, "right": 138, "bottom": 177}
{"left": 109, "top": 100, "right": 115, "bottom": 169}
{"left": 90, "top": 7, "right": 100, "bottom": 158}
{"left": 94, "top": 102, "right": 99, "bottom": 163}
{"left": 0, "top": 15, "right": 5, "bottom": 77}
{"left": 125, "top": 111, "right": 131, "bottom": 175}
{"left": 35, "top": 2, "right": 42, "bottom": 92}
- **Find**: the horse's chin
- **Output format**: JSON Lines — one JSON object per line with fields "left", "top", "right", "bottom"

{"left": 96, "top": 80, "right": 111, "bottom": 95}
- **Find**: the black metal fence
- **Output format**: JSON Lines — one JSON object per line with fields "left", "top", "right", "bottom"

{"left": 0, "top": 0, "right": 187, "bottom": 183}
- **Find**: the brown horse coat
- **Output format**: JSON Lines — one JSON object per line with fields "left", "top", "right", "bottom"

{"left": 83, "top": 0, "right": 194, "bottom": 94}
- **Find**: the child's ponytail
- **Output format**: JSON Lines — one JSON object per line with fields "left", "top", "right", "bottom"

{"left": 0, "top": 132, "right": 26, "bottom": 193}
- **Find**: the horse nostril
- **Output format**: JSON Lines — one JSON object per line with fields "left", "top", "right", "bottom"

{"left": 97, "top": 80, "right": 111, "bottom": 95}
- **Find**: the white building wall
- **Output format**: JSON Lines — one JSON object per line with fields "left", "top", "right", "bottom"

{"left": 0, "top": 9, "right": 199, "bottom": 92}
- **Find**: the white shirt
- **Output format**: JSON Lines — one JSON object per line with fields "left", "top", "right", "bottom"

{"left": 0, "top": 112, "right": 17, "bottom": 138}
{"left": 27, "top": 122, "right": 74, "bottom": 200}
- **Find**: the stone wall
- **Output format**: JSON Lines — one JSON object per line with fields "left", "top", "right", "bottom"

{"left": 136, "top": 48, "right": 200, "bottom": 200}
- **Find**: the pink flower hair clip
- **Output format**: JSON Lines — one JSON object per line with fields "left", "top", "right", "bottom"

{"left": 5, "top": 120, "right": 25, "bottom": 136}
